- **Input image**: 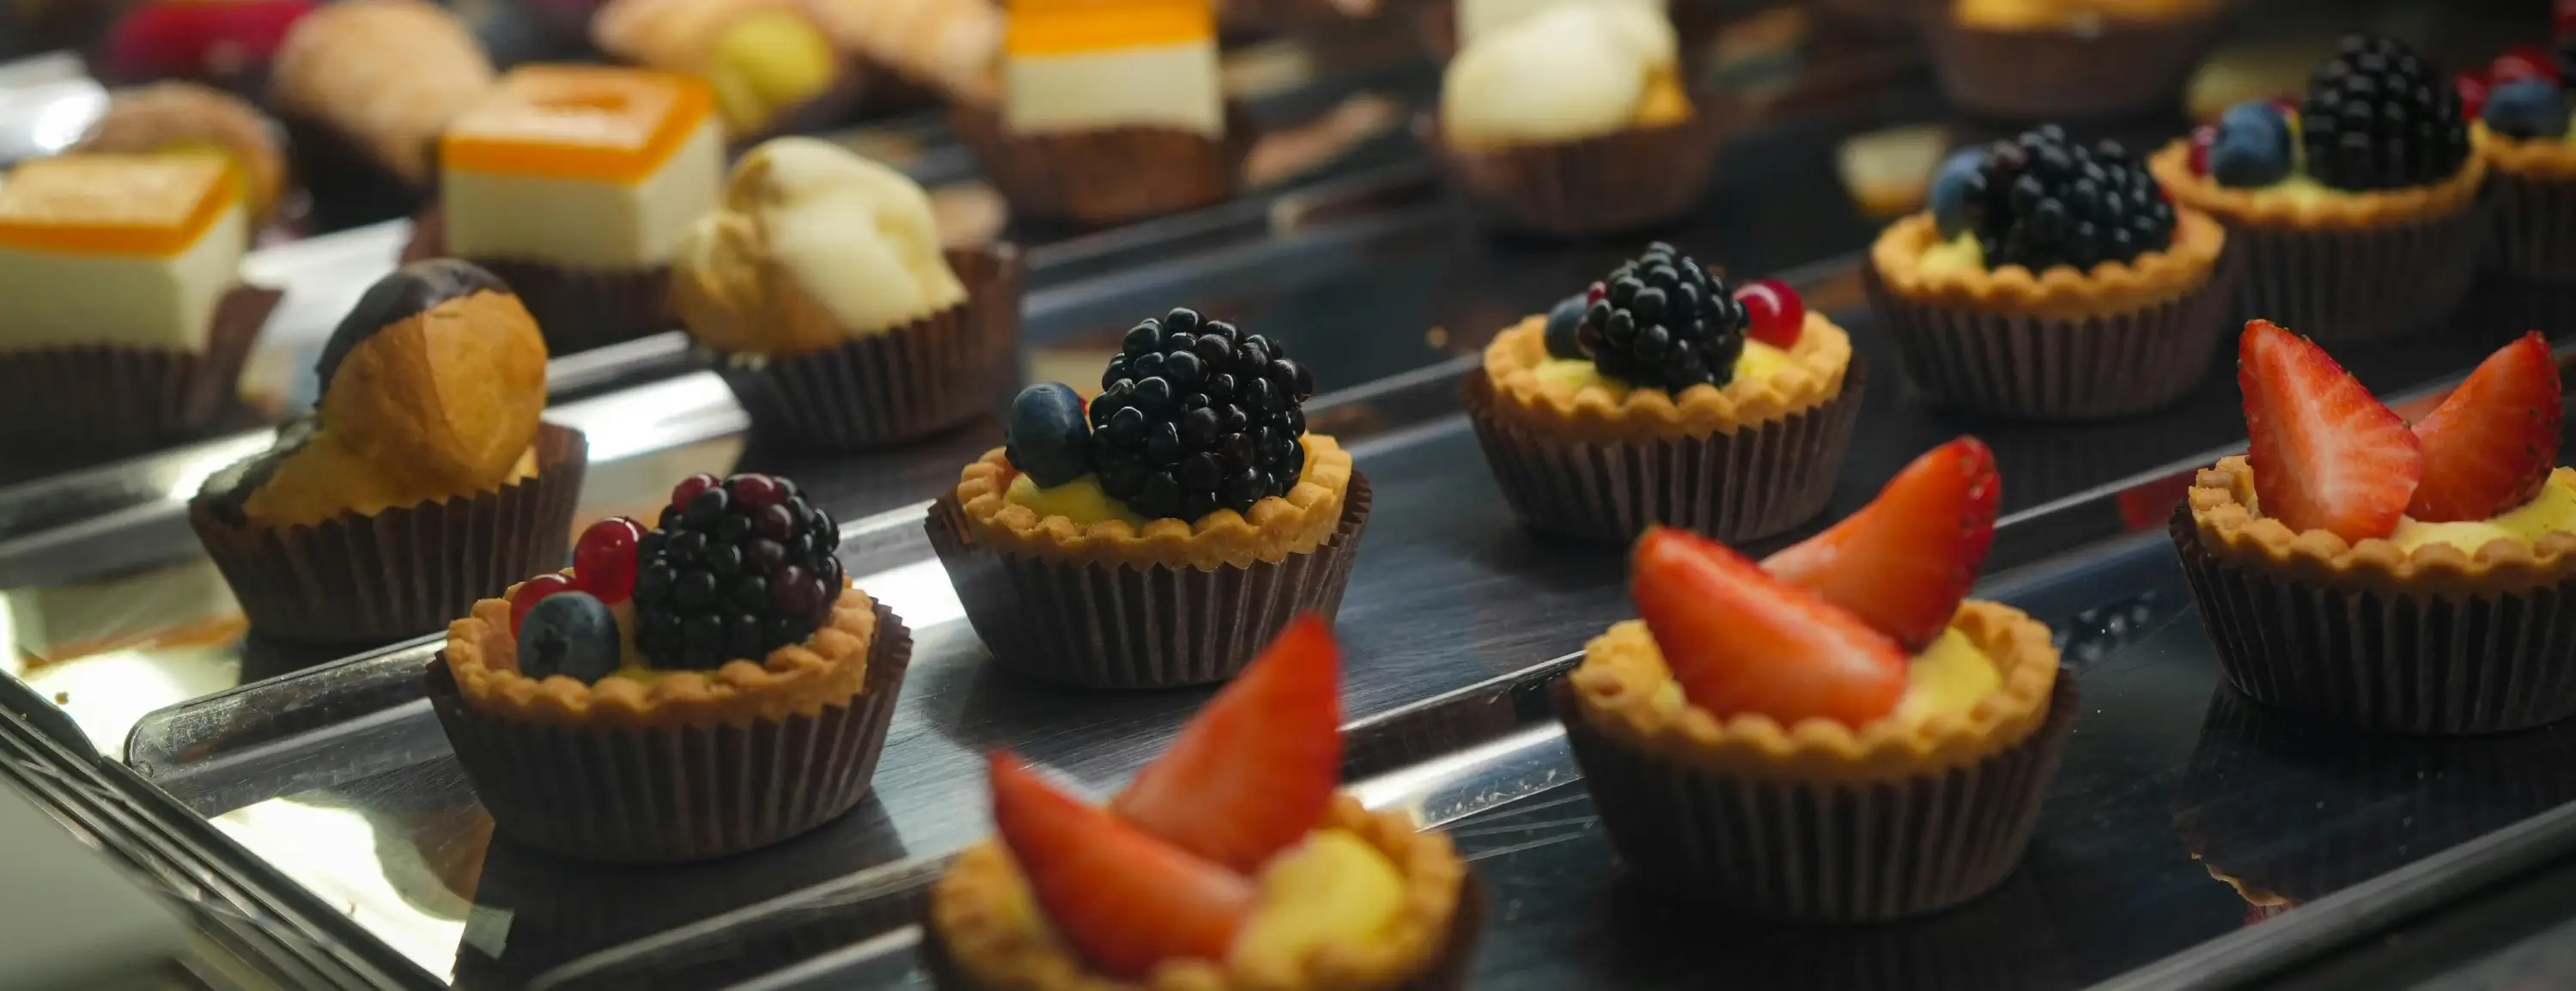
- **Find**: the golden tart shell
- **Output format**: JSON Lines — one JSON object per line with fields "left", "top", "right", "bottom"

{"left": 929, "top": 793, "right": 1467, "bottom": 991}
{"left": 2148, "top": 131, "right": 2492, "bottom": 230}
{"left": 1565, "top": 599, "right": 2059, "bottom": 783}
{"left": 2476, "top": 122, "right": 2576, "bottom": 179}
{"left": 954, "top": 435, "right": 1354, "bottom": 571}
{"left": 1479, "top": 312, "right": 1852, "bottom": 445}
{"left": 1868, "top": 207, "right": 2227, "bottom": 319}
{"left": 2185, "top": 455, "right": 2576, "bottom": 595}
{"left": 442, "top": 579, "right": 877, "bottom": 729}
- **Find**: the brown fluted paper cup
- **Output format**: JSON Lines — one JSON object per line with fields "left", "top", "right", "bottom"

{"left": 1462, "top": 360, "right": 1865, "bottom": 544}
{"left": 924, "top": 476, "right": 1373, "bottom": 690}
{"left": 2225, "top": 199, "right": 2486, "bottom": 344}
{"left": 1927, "top": 14, "right": 2225, "bottom": 121}
{"left": 191, "top": 424, "right": 589, "bottom": 645}
{"left": 1556, "top": 675, "right": 2077, "bottom": 921}
{"left": 1429, "top": 109, "right": 1729, "bottom": 238}
{"left": 923, "top": 869, "right": 1486, "bottom": 991}
{"left": 279, "top": 111, "right": 428, "bottom": 230}
{"left": 403, "top": 206, "right": 674, "bottom": 355}
{"left": 2488, "top": 169, "right": 2576, "bottom": 285}
{"left": 950, "top": 102, "right": 1253, "bottom": 227}
{"left": 429, "top": 599, "right": 914, "bottom": 864}
{"left": 2169, "top": 506, "right": 2576, "bottom": 734}
{"left": 0, "top": 285, "right": 278, "bottom": 452}
{"left": 1863, "top": 252, "right": 2242, "bottom": 419}
{"left": 711, "top": 246, "right": 1025, "bottom": 450}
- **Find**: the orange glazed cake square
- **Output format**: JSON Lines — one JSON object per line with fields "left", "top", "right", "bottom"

{"left": 440, "top": 64, "right": 725, "bottom": 270}
{"left": 0, "top": 155, "right": 247, "bottom": 351}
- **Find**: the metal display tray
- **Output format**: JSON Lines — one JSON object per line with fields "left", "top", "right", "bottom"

{"left": 114, "top": 292, "right": 2576, "bottom": 988}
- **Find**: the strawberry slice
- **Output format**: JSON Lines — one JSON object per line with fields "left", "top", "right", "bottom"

{"left": 1115, "top": 614, "right": 1340, "bottom": 873}
{"left": 2238, "top": 320, "right": 2421, "bottom": 541}
{"left": 2407, "top": 332, "right": 2561, "bottom": 522}
{"left": 988, "top": 753, "right": 1255, "bottom": 979}
{"left": 1633, "top": 527, "right": 1908, "bottom": 726}
{"left": 1762, "top": 437, "right": 2000, "bottom": 651}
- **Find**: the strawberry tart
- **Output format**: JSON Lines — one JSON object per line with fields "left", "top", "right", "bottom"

{"left": 1556, "top": 439, "right": 2073, "bottom": 921}
{"left": 2176, "top": 321, "right": 2576, "bottom": 734}
{"left": 927, "top": 617, "right": 1481, "bottom": 989}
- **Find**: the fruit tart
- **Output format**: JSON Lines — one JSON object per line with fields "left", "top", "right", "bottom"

{"left": 1557, "top": 439, "right": 2073, "bottom": 920}
{"left": 1430, "top": 1, "right": 1723, "bottom": 236}
{"left": 928, "top": 308, "right": 1370, "bottom": 688}
{"left": 927, "top": 617, "right": 1481, "bottom": 990}
{"left": 673, "top": 137, "right": 1024, "bottom": 450}
{"left": 1866, "top": 125, "right": 2238, "bottom": 419}
{"left": 190, "top": 260, "right": 588, "bottom": 645}
{"left": 1466, "top": 243, "right": 1863, "bottom": 543}
{"left": 2151, "top": 36, "right": 2488, "bottom": 342}
{"left": 2470, "top": 40, "right": 2576, "bottom": 283}
{"left": 430, "top": 472, "right": 914, "bottom": 863}
{"left": 1925, "top": 0, "right": 2228, "bottom": 121}
{"left": 2176, "top": 321, "right": 2576, "bottom": 734}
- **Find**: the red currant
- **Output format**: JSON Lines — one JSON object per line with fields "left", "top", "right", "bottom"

{"left": 574, "top": 517, "right": 645, "bottom": 604}
{"left": 670, "top": 473, "right": 720, "bottom": 511}
{"left": 2558, "top": 0, "right": 2576, "bottom": 39}
{"left": 728, "top": 473, "right": 785, "bottom": 509}
{"left": 510, "top": 572, "right": 579, "bottom": 635}
{"left": 2186, "top": 125, "right": 2217, "bottom": 176}
{"left": 2457, "top": 72, "right": 2491, "bottom": 120}
{"left": 1584, "top": 281, "right": 1607, "bottom": 305}
{"left": 1735, "top": 279, "right": 1805, "bottom": 349}
{"left": 2494, "top": 46, "right": 2559, "bottom": 84}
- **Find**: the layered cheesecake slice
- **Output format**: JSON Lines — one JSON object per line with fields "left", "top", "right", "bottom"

{"left": 0, "top": 155, "right": 248, "bottom": 352}
{"left": 1003, "top": 0, "right": 1224, "bottom": 137}
{"left": 439, "top": 65, "right": 725, "bottom": 271}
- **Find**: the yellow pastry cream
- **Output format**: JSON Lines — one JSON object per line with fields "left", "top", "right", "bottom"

{"left": 1004, "top": 435, "right": 1340, "bottom": 529}
{"left": 2239, "top": 467, "right": 2576, "bottom": 556}
{"left": 1230, "top": 830, "right": 1411, "bottom": 975}
{"left": 1528, "top": 338, "right": 1799, "bottom": 398}
{"left": 1641, "top": 623, "right": 2002, "bottom": 727}
{"left": 1953, "top": 0, "right": 2221, "bottom": 30}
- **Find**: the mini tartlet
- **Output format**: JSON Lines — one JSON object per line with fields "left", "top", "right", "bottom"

{"left": 1559, "top": 441, "right": 2072, "bottom": 920}
{"left": 2175, "top": 322, "right": 2576, "bottom": 734}
{"left": 0, "top": 154, "right": 281, "bottom": 453}
{"left": 1926, "top": 0, "right": 2229, "bottom": 120}
{"left": 1430, "top": 2, "right": 1722, "bottom": 236}
{"left": 2470, "top": 42, "right": 2576, "bottom": 283}
{"left": 1865, "top": 126, "right": 2239, "bottom": 419}
{"left": 2149, "top": 35, "right": 2488, "bottom": 342}
{"left": 673, "top": 137, "right": 1024, "bottom": 449}
{"left": 270, "top": 0, "right": 493, "bottom": 229}
{"left": 431, "top": 471, "right": 913, "bottom": 862}
{"left": 927, "top": 308, "right": 1370, "bottom": 688}
{"left": 953, "top": 0, "right": 1249, "bottom": 225}
{"left": 1466, "top": 243, "right": 1862, "bottom": 544}
{"left": 927, "top": 618, "right": 1480, "bottom": 990}
{"left": 190, "top": 260, "right": 587, "bottom": 644}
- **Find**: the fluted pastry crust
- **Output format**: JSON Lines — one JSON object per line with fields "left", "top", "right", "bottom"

{"left": 2477, "top": 122, "right": 2576, "bottom": 179}
{"left": 271, "top": 0, "right": 494, "bottom": 183}
{"left": 954, "top": 435, "right": 1353, "bottom": 570}
{"left": 1868, "top": 208, "right": 2227, "bottom": 318}
{"left": 75, "top": 82, "right": 288, "bottom": 222}
{"left": 2149, "top": 133, "right": 2490, "bottom": 230}
{"left": 1478, "top": 313, "right": 1851, "bottom": 444}
{"left": 2185, "top": 455, "right": 2576, "bottom": 595}
{"left": 930, "top": 794, "right": 1467, "bottom": 991}
{"left": 1565, "top": 600, "right": 2059, "bottom": 782}
{"left": 443, "top": 579, "right": 877, "bottom": 729}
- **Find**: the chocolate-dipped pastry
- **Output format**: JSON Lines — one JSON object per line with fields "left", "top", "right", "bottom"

{"left": 209, "top": 259, "right": 547, "bottom": 529}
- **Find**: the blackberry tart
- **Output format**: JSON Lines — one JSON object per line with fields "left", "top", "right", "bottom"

{"left": 431, "top": 472, "right": 914, "bottom": 862}
{"left": 1465, "top": 243, "right": 1862, "bottom": 543}
{"left": 2472, "top": 40, "right": 2576, "bottom": 283}
{"left": 928, "top": 308, "right": 1370, "bottom": 689}
{"left": 2152, "top": 35, "right": 2489, "bottom": 341}
{"left": 673, "top": 137, "right": 1024, "bottom": 449}
{"left": 1866, "top": 126, "right": 2237, "bottom": 419}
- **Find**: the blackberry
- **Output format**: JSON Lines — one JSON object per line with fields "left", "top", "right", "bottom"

{"left": 1571, "top": 242, "right": 1746, "bottom": 392}
{"left": 1943, "top": 125, "right": 2177, "bottom": 272}
{"left": 2300, "top": 34, "right": 2470, "bottom": 192}
{"left": 1077, "top": 307, "right": 1315, "bottom": 520}
{"left": 631, "top": 472, "right": 842, "bottom": 669}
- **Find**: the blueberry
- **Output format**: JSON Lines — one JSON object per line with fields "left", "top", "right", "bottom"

{"left": 2208, "top": 100, "right": 2294, "bottom": 187}
{"left": 516, "top": 592, "right": 622, "bottom": 684}
{"left": 1928, "top": 146, "right": 1987, "bottom": 236}
{"left": 1541, "top": 294, "right": 1589, "bottom": 359}
{"left": 1005, "top": 383, "right": 1092, "bottom": 487}
{"left": 2486, "top": 80, "right": 2571, "bottom": 141}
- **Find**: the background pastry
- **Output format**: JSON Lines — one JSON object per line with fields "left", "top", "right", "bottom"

{"left": 73, "top": 81, "right": 288, "bottom": 225}
{"left": 590, "top": 0, "right": 841, "bottom": 138}
{"left": 270, "top": 0, "right": 494, "bottom": 228}
{"left": 102, "top": 0, "right": 317, "bottom": 94}
{"left": 796, "top": 0, "right": 1002, "bottom": 104}
{"left": 1929, "top": 0, "right": 2229, "bottom": 120}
